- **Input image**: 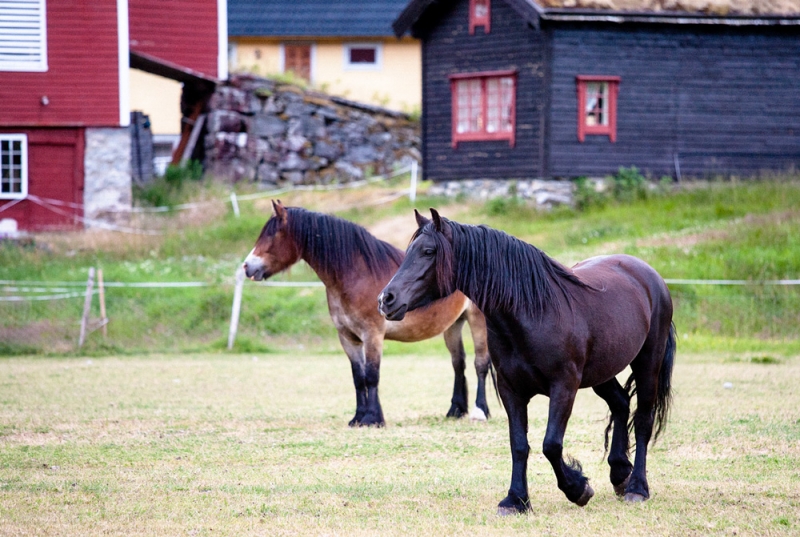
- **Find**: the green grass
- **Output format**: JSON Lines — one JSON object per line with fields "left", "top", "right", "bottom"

{"left": 1, "top": 176, "right": 800, "bottom": 355}
{"left": 0, "top": 351, "right": 798, "bottom": 535}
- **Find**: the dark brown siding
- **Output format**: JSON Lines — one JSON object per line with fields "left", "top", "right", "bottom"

{"left": 548, "top": 23, "right": 800, "bottom": 178}
{"left": 417, "top": 0, "right": 545, "bottom": 182}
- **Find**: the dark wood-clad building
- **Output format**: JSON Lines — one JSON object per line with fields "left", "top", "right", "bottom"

{"left": 393, "top": 0, "right": 800, "bottom": 181}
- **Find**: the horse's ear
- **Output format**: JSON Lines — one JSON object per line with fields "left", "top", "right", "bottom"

{"left": 272, "top": 199, "right": 288, "bottom": 225}
{"left": 414, "top": 209, "right": 430, "bottom": 229}
{"left": 430, "top": 208, "right": 452, "bottom": 239}
{"left": 430, "top": 208, "right": 443, "bottom": 232}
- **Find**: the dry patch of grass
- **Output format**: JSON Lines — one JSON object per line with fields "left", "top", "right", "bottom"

{"left": 1, "top": 351, "right": 798, "bottom": 535}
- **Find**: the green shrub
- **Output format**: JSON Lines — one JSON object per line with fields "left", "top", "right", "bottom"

{"left": 133, "top": 160, "right": 204, "bottom": 209}
{"left": 611, "top": 166, "right": 648, "bottom": 202}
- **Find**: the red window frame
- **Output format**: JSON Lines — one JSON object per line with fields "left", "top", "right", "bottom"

{"left": 576, "top": 75, "right": 620, "bottom": 142}
{"left": 469, "top": 0, "right": 490, "bottom": 35}
{"left": 450, "top": 70, "right": 517, "bottom": 148}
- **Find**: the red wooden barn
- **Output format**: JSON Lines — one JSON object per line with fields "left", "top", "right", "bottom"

{"left": 0, "top": 0, "right": 227, "bottom": 233}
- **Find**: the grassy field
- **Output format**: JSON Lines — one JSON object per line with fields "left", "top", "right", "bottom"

{"left": 0, "top": 350, "right": 798, "bottom": 536}
{"left": 2, "top": 174, "right": 800, "bottom": 356}
{"left": 2, "top": 174, "right": 799, "bottom": 534}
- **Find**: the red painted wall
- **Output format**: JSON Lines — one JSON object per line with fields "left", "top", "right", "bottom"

{"left": 0, "top": 1, "right": 121, "bottom": 128}
{"left": 129, "top": 0, "right": 219, "bottom": 78}
{"left": 0, "top": 128, "right": 84, "bottom": 231}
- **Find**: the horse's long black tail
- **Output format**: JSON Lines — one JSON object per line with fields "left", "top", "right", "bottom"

{"left": 489, "top": 359, "right": 502, "bottom": 409}
{"left": 652, "top": 322, "right": 677, "bottom": 441}
{"left": 623, "top": 321, "right": 676, "bottom": 443}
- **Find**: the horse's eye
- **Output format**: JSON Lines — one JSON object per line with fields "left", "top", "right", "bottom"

{"left": 424, "top": 248, "right": 435, "bottom": 256}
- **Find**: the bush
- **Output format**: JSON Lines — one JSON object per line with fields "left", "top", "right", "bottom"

{"left": 611, "top": 166, "right": 648, "bottom": 202}
{"left": 573, "top": 166, "right": 673, "bottom": 211}
{"left": 133, "top": 160, "right": 204, "bottom": 209}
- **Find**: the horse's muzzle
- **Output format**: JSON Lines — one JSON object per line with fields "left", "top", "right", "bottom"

{"left": 243, "top": 259, "right": 269, "bottom": 281}
{"left": 378, "top": 292, "right": 408, "bottom": 321}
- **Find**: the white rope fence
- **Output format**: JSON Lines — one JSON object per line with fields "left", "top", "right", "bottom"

{"left": 2, "top": 268, "right": 798, "bottom": 349}
{"left": 0, "top": 277, "right": 325, "bottom": 302}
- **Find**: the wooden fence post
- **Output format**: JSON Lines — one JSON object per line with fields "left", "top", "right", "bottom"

{"left": 98, "top": 268, "right": 107, "bottom": 338}
{"left": 230, "top": 192, "right": 240, "bottom": 218}
{"left": 228, "top": 266, "right": 245, "bottom": 350}
{"left": 78, "top": 267, "right": 95, "bottom": 348}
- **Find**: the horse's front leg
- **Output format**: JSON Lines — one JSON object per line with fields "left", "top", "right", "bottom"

{"left": 497, "top": 376, "right": 531, "bottom": 515}
{"left": 358, "top": 335, "right": 385, "bottom": 427}
{"left": 543, "top": 384, "right": 594, "bottom": 506}
{"left": 338, "top": 333, "right": 368, "bottom": 427}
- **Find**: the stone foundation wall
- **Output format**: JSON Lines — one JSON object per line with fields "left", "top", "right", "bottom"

{"left": 205, "top": 75, "right": 421, "bottom": 186}
{"left": 429, "top": 179, "right": 576, "bottom": 209}
{"left": 84, "top": 128, "right": 132, "bottom": 225}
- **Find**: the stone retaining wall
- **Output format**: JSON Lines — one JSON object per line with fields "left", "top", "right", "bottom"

{"left": 429, "top": 179, "right": 576, "bottom": 208}
{"left": 205, "top": 75, "right": 420, "bottom": 186}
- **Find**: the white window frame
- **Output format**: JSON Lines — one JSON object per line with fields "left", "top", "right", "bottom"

{"left": 0, "top": 134, "right": 29, "bottom": 200}
{"left": 0, "top": 0, "right": 48, "bottom": 72}
{"left": 343, "top": 43, "right": 382, "bottom": 71}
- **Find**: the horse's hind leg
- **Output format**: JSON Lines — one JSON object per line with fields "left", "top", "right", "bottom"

{"left": 466, "top": 304, "right": 491, "bottom": 419}
{"left": 593, "top": 379, "right": 633, "bottom": 496}
{"left": 443, "top": 314, "right": 468, "bottom": 418}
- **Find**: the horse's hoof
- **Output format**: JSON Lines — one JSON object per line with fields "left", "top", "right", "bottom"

{"left": 614, "top": 475, "right": 631, "bottom": 497}
{"left": 496, "top": 506, "right": 525, "bottom": 516}
{"left": 623, "top": 492, "right": 648, "bottom": 503}
{"left": 358, "top": 417, "right": 385, "bottom": 428}
{"left": 469, "top": 407, "right": 487, "bottom": 421}
{"left": 575, "top": 483, "right": 595, "bottom": 507}
{"left": 446, "top": 406, "right": 467, "bottom": 419}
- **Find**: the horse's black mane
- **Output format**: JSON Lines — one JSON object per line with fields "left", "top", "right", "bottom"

{"left": 414, "top": 219, "right": 592, "bottom": 317}
{"left": 265, "top": 207, "right": 403, "bottom": 278}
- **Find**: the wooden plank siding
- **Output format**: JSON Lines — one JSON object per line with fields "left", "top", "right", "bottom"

{"left": 0, "top": 128, "right": 84, "bottom": 231}
{"left": 0, "top": 1, "right": 121, "bottom": 127}
{"left": 547, "top": 23, "right": 800, "bottom": 178}
{"left": 129, "top": 0, "right": 220, "bottom": 79}
{"left": 417, "top": 0, "right": 545, "bottom": 181}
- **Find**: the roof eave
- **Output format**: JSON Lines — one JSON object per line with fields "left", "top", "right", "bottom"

{"left": 393, "top": 0, "right": 435, "bottom": 37}
{"left": 540, "top": 8, "right": 800, "bottom": 26}
{"left": 130, "top": 51, "right": 219, "bottom": 86}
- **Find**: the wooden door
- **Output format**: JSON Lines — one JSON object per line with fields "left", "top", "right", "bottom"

{"left": 284, "top": 44, "right": 311, "bottom": 82}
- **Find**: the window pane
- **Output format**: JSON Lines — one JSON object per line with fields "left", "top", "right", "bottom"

{"left": 585, "top": 82, "right": 608, "bottom": 127}
{"left": 474, "top": 0, "right": 488, "bottom": 18}
{"left": 500, "top": 77, "right": 513, "bottom": 132}
{"left": 1, "top": 137, "right": 25, "bottom": 196}
{"left": 469, "top": 80, "right": 482, "bottom": 132}
{"left": 486, "top": 79, "right": 499, "bottom": 133}
{"left": 349, "top": 47, "right": 376, "bottom": 64}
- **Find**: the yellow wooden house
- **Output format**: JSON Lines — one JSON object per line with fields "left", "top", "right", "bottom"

{"left": 228, "top": 0, "right": 421, "bottom": 113}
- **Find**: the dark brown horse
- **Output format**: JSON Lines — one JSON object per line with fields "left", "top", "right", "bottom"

{"left": 379, "top": 209, "right": 676, "bottom": 513}
{"left": 243, "top": 201, "right": 493, "bottom": 427}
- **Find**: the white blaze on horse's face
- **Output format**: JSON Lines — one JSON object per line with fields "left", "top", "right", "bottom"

{"left": 243, "top": 248, "right": 267, "bottom": 281}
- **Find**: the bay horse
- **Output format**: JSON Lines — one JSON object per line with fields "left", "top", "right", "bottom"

{"left": 378, "top": 209, "right": 676, "bottom": 514}
{"left": 243, "top": 201, "right": 493, "bottom": 427}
